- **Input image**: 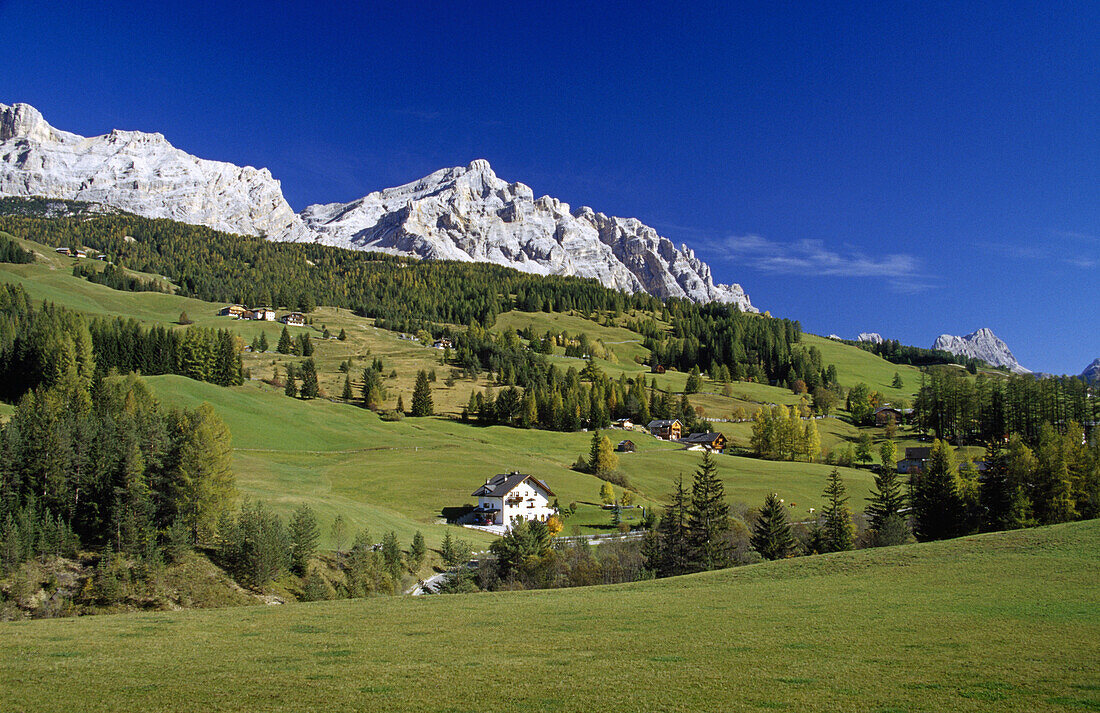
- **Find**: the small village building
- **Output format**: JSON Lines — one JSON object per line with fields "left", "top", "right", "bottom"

{"left": 73, "top": 249, "right": 87, "bottom": 258}
{"left": 250, "top": 307, "right": 276, "bottom": 321}
{"left": 681, "top": 431, "right": 726, "bottom": 453}
{"left": 55, "top": 247, "right": 71, "bottom": 256}
{"left": 469, "top": 472, "right": 556, "bottom": 528}
{"left": 897, "top": 446, "right": 932, "bottom": 474}
{"left": 648, "top": 419, "right": 682, "bottom": 440}
{"left": 432, "top": 338, "right": 453, "bottom": 349}
{"left": 218, "top": 304, "right": 249, "bottom": 318}
{"left": 614, "top": 418, "right": 635, "bottom": 430}
{"left": 616, "top": 440, "right": 636, "bottom": 453}
{"left": 279, "top": 312, "right": 307, "bottom": 326}
{"left": 652, "top": 364, "right": 666, "bottom": 374}
{"left": 874, "top": 407, "right": 903, "bottom": 427}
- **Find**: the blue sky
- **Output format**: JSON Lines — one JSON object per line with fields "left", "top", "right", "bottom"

{"left": 2, "top": 1, "right": 1097, "bottom": 374}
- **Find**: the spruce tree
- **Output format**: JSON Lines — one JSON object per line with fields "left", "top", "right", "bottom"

{"left": 652, "top": 476, "right": 691, "bottom": 577}
{"left": 409, "top": 531, "right": 426, "bottom": 571}
{"left": 687, "top": 451, "right": 731, "bottom": 570}
{"left": 288, "top": 505, "right": 320, "bottom": 576}
{"left": 821, "top": 468, "right": 854, "bottom": 552}
{"left": 411, "top": 370, "right": 433, "bottom": 416}
{"left": 866, "top": 459, "right": 908, "bottom": 546}
{"left": 751, "top": 492, "right": 794, "bottom": 560}
{"left": 258, "top": 331, "right": 268, "bottom": 352}
{"left": 910, "top": 439, "right": 966, "bottom": 541}
{"left": 338, "top": 328, "right": 347, "bottom": 341}
{"left": 341, "top": 374, "right": 353, "bottom": 402}
{"left": 276, "top": 326, "right": 292, "bottom": 354}
{"left": 284, "top": 366, "right": 298, "bottom": 398}
{"left": 299, "top": 359, "right": 319, "bottom": 399}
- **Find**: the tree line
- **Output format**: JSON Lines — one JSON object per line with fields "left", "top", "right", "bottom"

{"left": 0, "top": 284, "right": 243, "bottom": 404}
{"left": 915, "top": 368, "right": 1098, "bottom": 447}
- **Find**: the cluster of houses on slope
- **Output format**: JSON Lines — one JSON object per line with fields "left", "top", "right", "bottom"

{"left": 611, "top": 418, "right": 728, "bottom": 454}
{"left": 896, "top": 446, "right": 988, "bottom": 475}
{"left": 55, "top": 246, "right": 106, "bottom": 260}
{"left": 467, "top": 472, "right": 556, "bottom": 528}
{"left": 218, "top": 304, "right": 308, "bottom": 325}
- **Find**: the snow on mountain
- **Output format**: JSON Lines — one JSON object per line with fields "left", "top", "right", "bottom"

{"left": 857, "top": 332, "right": 884, "bottom": 344}
{"left": 931, "top": 328, "right": 1031, "bottom": 374}
{"left": 0, "top": 102, "right": 311, "bottom": 241}
{"left": 1082, "top": 358, "right": 1100, "bottom": 382}
{"left": 297, "top": 160, "right": 755, "bottom": 309}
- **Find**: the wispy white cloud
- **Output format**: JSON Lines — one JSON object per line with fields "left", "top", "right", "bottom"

{"left": 713, "top": 234, "right": 923, "bottom": 279}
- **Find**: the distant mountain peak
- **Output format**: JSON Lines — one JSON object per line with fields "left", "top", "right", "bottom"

{"left": 0, "top": 102, "right": 311, "bottom": 241}
{"left": 298, "top": 162, "right": 756, "bottom": 308}
{"left": 1082, "top": 358, "right": 1100, "bottom": 382}
{"left": 857, "top": 332, "right": 884, "bottom": 344}
{"left": 0, "top": 104, "right": 756, "bottom": 307}
{"left": 932, "top": 328, "right": 1030, "bottom": 374}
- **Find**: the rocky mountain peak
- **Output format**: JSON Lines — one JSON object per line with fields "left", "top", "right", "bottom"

{"left": 932, "top": 328, "right": 1030, "bottom": 374}
{"left": 0, "top": 102, "right": 310, "bottom": 241}
{"left": 0, "top": 104, "right": 755, "bottom": 307}
{"left": 299, "top": 162, "right": 756, "bottom": 309}
{"left": 1082, "top": 358, "right": 1100, "bottom": 382}
{"left": 858, "top": 332, "right": 884, "bottom": 344}
{"left": 0, "top": 103, "right": 60, "bottom": 143}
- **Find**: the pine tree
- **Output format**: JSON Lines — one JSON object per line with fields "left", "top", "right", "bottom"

{"left": 866, "top": 456, "right": 908, "bottom": 546}
{"left": 892, "top": 372, "right": 904, "bottom": 389}
{"left": 651, "top": 476, "right": 691, "bottom": 576}
{"left": 409, "top": 531, "right": 426, "bottom": 571}
{"left": 396, "top": 395, "right": 405, "bottom": 413}
{"left": 588, "top": 430, "right": 603, "bottom": 474}
{"left": 411, "top": 370, "right": 434, "bottom": 416}
{"left": 284, "top": 365, "right": 298, "bottom": 398}
{"left": 381, "top": 531, "right": 402, "bottom": 581}
{"left": 341, "top": 374, "right": 353, "bottom": 402}
{"left": 276, "top": 326, "right": 292, "bottom": 354}
{"left": 687, "top": 451, "right": 731, "bottom": 570}
{"left": 288, "top": 505, "right": 320, "bottom": 576}
{"left": 751, "top": 492, "right": 794, "bottom": 560}
{"left": 178, "top": 311, "right": 193, "bottom": 325}
{"left": 338, "top": 328, "right": 347, "bottom": 341}
{"left": 821, "top": 468, "right": 854, "bottom": 552}
{"left": 172, "top": 403, "right": 236, "bottom": 543}
{"left": 258, "top": 331, "right": 269, "bottom": 352}
{"left": 910, "top": 439, "right": 966, "bottom": 541}
{"left": 299, "top": 359, "right": 319, "bottom": 399}
{"left": 685, "top": 366, "right": 702, "bottom": 394}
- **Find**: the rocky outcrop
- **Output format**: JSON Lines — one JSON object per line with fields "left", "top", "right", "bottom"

{"left": 932, "top": 328, "right": 1031, "bottom": 374}
{"left": 1082, "top": 358, "right": 1100, "bottom": 382}
{"left": 298, "top": 160, "right": 755, "bottom": 309}
{"left": 857, "top": 332, "right": 884, "bottom": 344}
{"left": 0, "top": 103, "right": 311, "bottom": 241}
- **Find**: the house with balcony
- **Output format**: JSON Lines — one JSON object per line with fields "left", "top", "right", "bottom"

{"left": 468, "top": 472, "right": 556, "bottom": 529}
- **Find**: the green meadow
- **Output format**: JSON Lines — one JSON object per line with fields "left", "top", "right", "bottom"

{"left": 1, "top": 520, "right": 1097, "bottom": 713}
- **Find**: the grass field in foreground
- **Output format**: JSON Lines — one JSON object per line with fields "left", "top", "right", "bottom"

{"left": 1, "top": 521, "right": 1097, "bottom": 713}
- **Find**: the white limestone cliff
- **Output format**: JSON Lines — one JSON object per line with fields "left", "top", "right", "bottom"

{"left": 297, "top": 160, "right": 754, "bottom": 308}
{"left": 932, "top": 328, "right": 1031, "bottom": 374}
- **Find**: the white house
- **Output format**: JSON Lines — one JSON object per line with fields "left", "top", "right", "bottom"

{"left": 250, "top": 307, "right": 276, "bottom": 321}
{"left": 469, "top": 472, "right": 556, "bottom": 528}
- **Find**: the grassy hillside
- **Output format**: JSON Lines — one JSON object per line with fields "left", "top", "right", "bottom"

{"left": 1, "top": 521, "right": 1097, "bottom": 712}
{"left": 2, "top": 233, "right": 936, "bottom": 541}
{"left": 145, "top": 375, "right": 877, "bottom": 546}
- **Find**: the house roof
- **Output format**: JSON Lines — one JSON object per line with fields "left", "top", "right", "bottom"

{"left": 682, "top": 432, "right": 724, "bottom": 444}
{"left": 471, "top": 472, "right": 555, "bottom": 498}
{"left": 647, "top": 419, "right": 681, "bottom": 429}
{"left": 874, "top": 406, "right": 902, "bottom": 414}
